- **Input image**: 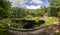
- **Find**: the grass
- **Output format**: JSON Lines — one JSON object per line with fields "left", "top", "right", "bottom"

{"left": 42, "top": 17, "right": 58, "bottom": 26}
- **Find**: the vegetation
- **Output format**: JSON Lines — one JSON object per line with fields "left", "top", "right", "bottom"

{"left": 2, "top": 17, "right": 57, "bottom": 29}
{"left": 0, "top": 22, "right": 9, "bottom": 35}
{"left": 43, "top": 17, "right": 58, "bottom": 26}
{"left": 0, "top": 0, "right": 60, "bottom": 35}
{"left": 0, "top": 0, "right": 11, "bottom": 35}
{"left": 0, "top": 0, "right": 11, "bottom": 18}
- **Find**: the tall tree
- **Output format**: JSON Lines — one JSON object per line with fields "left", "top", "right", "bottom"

{"left": 47, "top": 0, "right": 60, "bottom": 17}
{"left": 49, "top": 0, "right": 60, "bottom": 6}
{"left": 0, "top": 0, "right": 11, "bottom": 18}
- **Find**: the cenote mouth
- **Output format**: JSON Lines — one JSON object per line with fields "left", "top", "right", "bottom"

{"left": 5, "top": 17, "right": 57, "bottom": 31}
{"left": 21, "top": 19, "right": 45, "bottom": 29}
{"left": 10, "top": 18, "right": 45, "bottom": 29}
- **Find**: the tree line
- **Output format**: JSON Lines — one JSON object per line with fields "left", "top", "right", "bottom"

{"left": 0, "top": 0, "right": 60, "bottom": 18}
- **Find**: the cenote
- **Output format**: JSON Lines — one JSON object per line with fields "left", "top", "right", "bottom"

{"left": 11, "top": 19, "right": 45, "bottom": 29}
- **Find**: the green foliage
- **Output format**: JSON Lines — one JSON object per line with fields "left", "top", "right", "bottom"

{"left": 33, "top": 17, "right": 40, "bottom": 22}
{"left": 0, "top": 0, "right": 11, "bottom": 18}
{"left": 3, "top": 18, "right": 23, "bottom": 29}
{"left": 0, "top": 22, "right": 8, "bottom": 35}
{"left": 57, "top": 12, "right": 60, "bottom": 17}
{"left": 11, "top": 7, "right": 46, "bottom": 18}
{"left": 46, "top": 0, "right": 60, "bottom": 17}
{"left": 47, "top": 5, "right": 60, "bottom": 17}
{"left": 2, "top": 18, "right": 11, "bottom": 23}
{"left": 11, "top": 7, "right": 26, "bottom": 18}
{"left": 33, "top": 17, "right": 57, "bottom": 28}
{"left": 49, "top": 0, "right": 60, "bottom": 6}
{"left": 10, "top": 22, "right": 23, "bottom": 29}
{"left": 0, "top": 23, "right": 6, "bottom": 29}
{"left": 25, "top": 15, "right": 33, "bottom": 18}
{"left": 2, "top": 17, "right": 58, "bottom": 29}
{"left": 35, "top": 9, "right": 45, "bottom": 17}
{"left": 43, "top": 17, "right": 57, "bottom": 26}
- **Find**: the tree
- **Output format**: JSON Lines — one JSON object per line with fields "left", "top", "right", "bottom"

{"left": 11, "top": 7, "right": 27, "bottom": 18}
{"left": 46, "top": 0, "right": 60, "bottom": 17}
{"left": 0, "top": 0, "right": 11, "bottom": 18}
{"left": 49, "top": 0, "right": 60, "bottom": 6}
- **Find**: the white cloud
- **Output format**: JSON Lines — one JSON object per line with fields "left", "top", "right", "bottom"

{"left": 9, "top": 0, "right": 17, "bottom": 7}
{"left": 9, "top": 0, "right": 24, "bottom": 2}
{"left": 32, "top": 0, "right": 43, "bottom": 4}
{"left": 9, "top": 0, "right": 43, "bottom": 9}
{"left": 25, "top": 0, "right": 43, "bottom": 9}
{"left": 9, "top": 0, "right": 24, "bottom": 7}
{"left": 26, "top": 5, "right": 41, "bottom": 9}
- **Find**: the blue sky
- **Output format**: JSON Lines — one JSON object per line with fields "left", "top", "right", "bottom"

{"left": 9, "top": 0, "right": 49, "bottom": 9}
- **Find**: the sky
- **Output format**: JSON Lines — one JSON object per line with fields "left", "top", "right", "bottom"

{"left": 9, "top": 0, "right": 49, "bottom": 9}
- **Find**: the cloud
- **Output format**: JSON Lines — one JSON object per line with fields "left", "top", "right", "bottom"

{"left": 26, "top": 5, "right": 41, "bottom": 9}
{"left": 25, "top": 0, "right": 43, "bottom": 9}
{"left": 32, "top": 0, "right": 43, "bottom": 4}
{"left": 9, "top": 0, "right": 24, "bottom": 2}
{"left": 9, "top": 0, "right": 24, "bottom": 7}
{"left": 9, "top": 0, "right": 17, "bottom": 7}
{"left": 9, "top": 0, "right": 49, "bottom": 9}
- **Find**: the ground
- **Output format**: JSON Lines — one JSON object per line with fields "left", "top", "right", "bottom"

{"left": 8, "top": 22, "right": 60, "bottom": 35}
